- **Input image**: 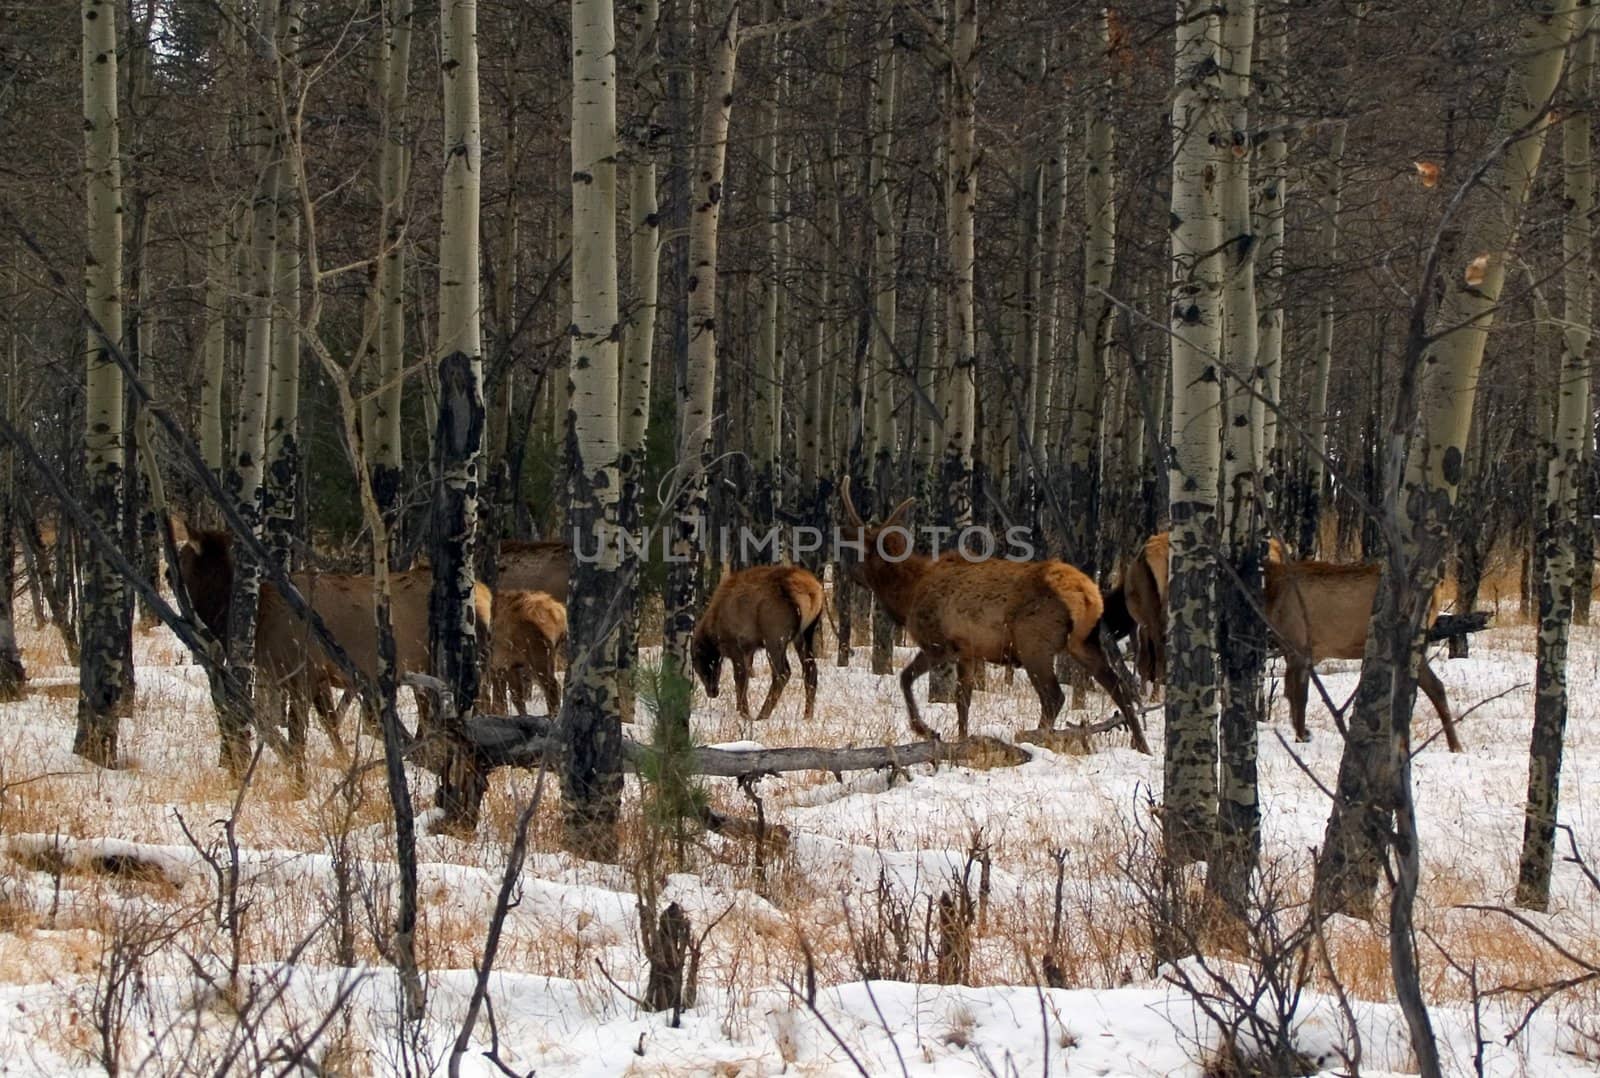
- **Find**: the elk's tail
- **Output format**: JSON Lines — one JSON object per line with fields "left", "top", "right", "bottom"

{"left": 780, "top": 571, "right": 827, "bottom": 633}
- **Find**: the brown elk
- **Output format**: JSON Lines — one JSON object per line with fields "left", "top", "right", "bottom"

{"left": 691, "top": 565, "right": 824, "bottom": 722}
{"left": 1267, "top": 559, "right": 1461, "bottom": 751}
{"left": 488, "top": 590, "right": 567, "bottom": 714}
{"left": 1103, "top": 533, "right": 1463, "bottom": 752}
{"left": 839, "top": 479, "right": 1149, "bottom": 751}
{"left": 177, "top": 531, "right": 493, "bottom": 750}
{"left": 1103, "top": 531, "right": 1284, "bottom": 689}
{"left": 496, "top": 540, "right": 571, "bottom": 602}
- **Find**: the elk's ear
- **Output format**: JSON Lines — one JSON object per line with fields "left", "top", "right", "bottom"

{"left": 883, "top": 497, "right": 916, "bottom": 529}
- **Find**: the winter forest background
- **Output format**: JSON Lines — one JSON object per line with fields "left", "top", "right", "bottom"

{"left": 0, "top": 0, "right": 1599, "bottom": 1074}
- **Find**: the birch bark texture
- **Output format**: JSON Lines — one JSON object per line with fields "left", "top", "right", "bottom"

{"left": 0, "top": 275, "right": 23, "bottom": 701}
{"left": 218, "top": 0, "right": 284, "bottom": 772}
{"left": 868, "top": 35, "right": 899, "bottom": 676}
{"left": 370, "top": 0, "right": 413, "bottom": 533}
{"left": 1163, "top": 0, "right": 1224, "bottom": 863}
{"left": 663, "top": 2, "right": 738, "bottom": 669}
{"left": 1213, "top": 0, "right": 1264, "bottom": 908}
{"left": 1314, "top": 0, "right": 1577, "bottom": 919}
{"left": 263, "top": 0, "right": 302, "bottom": 570}
{"left": 429, "top": 0, "right": 488, "bottom": 828}
{"left": 1517, "top": 0, "right": 1594, "bottom": 911}
{"left": 1302, "top": 120, "right": 1344, "bottom": 556}
{"left": 1068, "top": 9, "right": 1116, "bottom": 577}
{"left": 75, "top": 0, "right": 132, "bottom": 766}
{"left": 560, "top": 0, "right": 626, "bottom": 861}
{"left": 940, "top": 0, "right": 978, "bottom": 532}
{"left": 618, "top": 0, "right": 662, "bottom": 725}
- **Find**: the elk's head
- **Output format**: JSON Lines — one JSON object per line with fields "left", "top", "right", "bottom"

{"left": 838, "top": 476, "right": 916, "bottom": 586}
{"left": 691, "top": 625, "right": 723, "bottom": 699}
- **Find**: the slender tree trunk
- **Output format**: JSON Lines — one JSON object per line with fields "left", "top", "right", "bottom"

{"left": 200, "top": 214, "right": 232, "bottom": 481}
{"left": 561, "top": 0, "right": 625, "bottom": 861}
{"left": 216, "top": 0, "right": 283, "bottom": 773}
{"left": 370, "top": 0, "right": 412, "bottom": 545}
{"left": 941, "top": 0, "right": 977, "bottom": 534}
{"left": 264, "top": 2, "right": 303, "bottom": 572}
{"left": 868, "top": 36, "right": 899, "bottom": 676}
{"left": 1518, "top": 6, "right": 1593, "bottom": 911}
{"left": 1163, "top": 0, "right": 1224, "bottom": 864}
{"left": 928, "top": 0, "right": 978, "bottom": 703}
{"left": 430, "top": 0, "right": 488, "bottom": 831}
{"left": 663, "top": 2, "right": 738, "bottom": 671}
{"left": 618, "top": 0, "right": 661, "bottom": 725}
{"left": 1315, "top": 0, "right": 1575, "bottom": 938}
{"left": 1302, "top": 120, "right": 1345, "bottom": 556}
{"left": 1253, "top": 1, "right": 1287, "bottom": 489}
{"left": 198, "top": 6, "right": 237, "bottom": 484}
{"left": 753, "top": 35, "right": 785, "bottom": 546}
{"left": 75, "top": 0, "right": 132, "bottom": 766}
{"left": 1211, "top": 0, "right": 1263, "bottom": 912}
{"left": 0, "top": 273, "right": 22, "bottom": 702}
{"left": 1068, "top": 13, "right": 1114, "bottom": 576}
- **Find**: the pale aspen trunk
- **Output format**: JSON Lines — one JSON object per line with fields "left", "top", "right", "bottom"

{"left": 799, "top": 162, "right": 823, "bottom": 507}
{"left": 200, "top": 216, "right": 231, "bottom": 479}
{"left": 753, "top": 38, "right": 785, "bottom": 542}
{"left": 1068, "top": 11, "right": 1115, "bottom": 579}
{"left": 75, "top": 0, "right": 130, "bottom": 766}
{"left": 561, "top": 0, "right": 625, "bottom": 860}
{"left": 218, "top": 0, "right": 283, "bottom": 772}
{"left": 200, "top": 3, "right": 238, "bottom": 485}
{"left": 370, "top": 0, "right": 413, "bottom": 536}
{"left": 1163, "top": 0, "right": 1224, "bottom": 866}
{"left": 940, "top": 0, "right": 977, "bottom": 534}
{"left": 430, "top": 0, "right": 488, "bottom": 830}
{"left": 1212, "top": 0, "right": 1263, "bottom": 911}
{"left": 0, "top": 271, "right": 22, "bottom": 702}
{"left": 1302, "top": 120, "right": 1345, "bottom": 556}
{"left": 618, "top": 0, "right": 661, "bottom": 723}
{"left": 1316, "top": 0, "right": 1575, "bottom": 968}
{"left": 1252, "top": 1, "right": 1287, "bottom": 477}
{"left": 1011, "top": 37, "right": 1050, "bottom": 509}
{"left": 1031, "top": 117, "right": 1067, "bottom": 509}
{"left": 868, "top": 35, "right": 899, "bottom": 676}
{"left": 663, "top": 2, "right": 738, "bottom": 667}
{"left": 1518, "top": 5, "right": 1594, "bottom": 911}
{"left": 263, "top": 0, "right": 302, "bottom": 573}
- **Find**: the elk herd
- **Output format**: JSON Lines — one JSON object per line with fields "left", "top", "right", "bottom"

{"left": 170, "top": 477, "right": 1470, "bottom": 761}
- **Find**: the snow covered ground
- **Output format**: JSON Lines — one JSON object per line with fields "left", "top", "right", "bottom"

{"left": 3, "top": 602, "right": 1600, "bottom": 1075}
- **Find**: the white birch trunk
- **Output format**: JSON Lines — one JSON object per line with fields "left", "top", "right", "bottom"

{"left": 1213, "top": 0, "right": 1263, "bottom": 907}
{"left": 429, "top": 0, "right": 488, "bottom": 828}
{"left": 663, "top": 1, "right": 738, "bottom": 665}
{"left": 370, "top": 0, "right": 413, "bottom": 528}
{"left": 1162, "top": 0, "right": 1224, "bottom": 864}
{"left": 560, "top": 0, "right": 625, "bottom": 859}
{"left": 1517, "top": 2, "right": 1593, "bottom": 910}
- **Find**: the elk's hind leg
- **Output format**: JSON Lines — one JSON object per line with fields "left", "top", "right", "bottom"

{"left": 796, "top": 619, "right": 820, "bottom": 720}
{"left": 1067, "top": 632, "right": 1151, "bottom": 754}
{"left": 955, "top": 655, "right": 977, "bottom": 739}
{"left": 755, "top": 635, "right": 792, "bottom": 722}
{"left": 1016, "top": 637, "right": 1065, "bottom": 729}
{"left": 1417, "top": 659, "right": 1461, "bottom": 752}
{"left": 900, "top": 649, "right": 940, "bottom": 740}
{"left": 1284, "top": 659, "right": 1311, "bottom": 742}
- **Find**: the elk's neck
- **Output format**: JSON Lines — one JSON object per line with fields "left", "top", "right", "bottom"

{"left": 863, "top": 553, "right": 931, "bottom": 625}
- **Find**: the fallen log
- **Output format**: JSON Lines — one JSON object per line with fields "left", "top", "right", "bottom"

{"left": 457, "top": 715, "right": 1033, "bottom": 777}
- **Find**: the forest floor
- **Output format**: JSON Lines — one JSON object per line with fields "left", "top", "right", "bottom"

{"left": 1, "top": 587, "right": 1598, "bottom": 1075}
